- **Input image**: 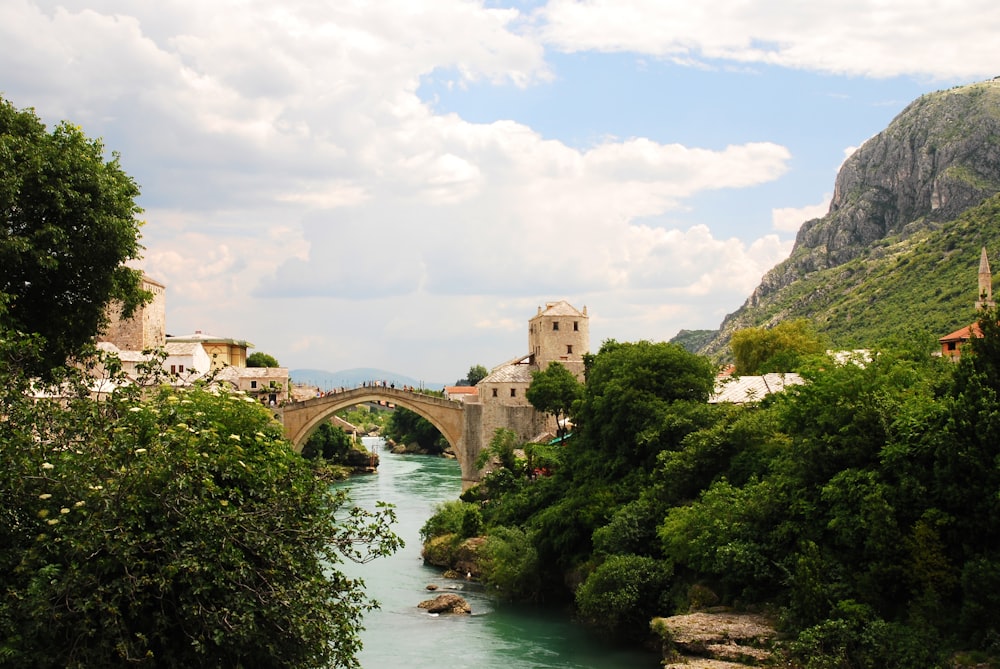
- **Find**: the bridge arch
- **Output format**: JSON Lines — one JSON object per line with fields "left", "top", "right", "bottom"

{"left": 279, "top": 387, "right": 475, "bottom": 483}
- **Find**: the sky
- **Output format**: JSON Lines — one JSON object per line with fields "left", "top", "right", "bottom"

{"left": 2, "top": 1, "right": 998, "bottom": 385}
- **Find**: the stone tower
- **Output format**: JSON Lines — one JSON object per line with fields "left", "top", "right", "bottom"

{"left": 100, "top": 274, "right": 167, "bottom": 351}
{"left": 527, "top": 301, "right": 589, "bottom": 380}
{"left": 464, "top": 301, "right": 591, "bottom": 473}
{"left": 977, "top": 246, "right": 994, "bottom": 309}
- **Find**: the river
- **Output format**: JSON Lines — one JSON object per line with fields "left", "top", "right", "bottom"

{"left": 333, "top": 437, "right": 662, "bottom": 668}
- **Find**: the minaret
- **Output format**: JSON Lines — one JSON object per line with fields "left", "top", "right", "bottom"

{"left": 978, "top": 246, "right": 994, "bottom": 309}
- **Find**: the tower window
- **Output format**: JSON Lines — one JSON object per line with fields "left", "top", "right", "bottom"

{"left": 552, "top": 321, "right": 559, "bottom": 331}
{"left": 567, "top": 345, "right": 573, "bottom": 354}
{"left": 573, "top": 321, "right": 579, "bottom": 331}
{"left": 492, "top": 388, "right": 498, "bottom": 398}
{"left": 510, "top": 388, "right": 516, "bottom": 397}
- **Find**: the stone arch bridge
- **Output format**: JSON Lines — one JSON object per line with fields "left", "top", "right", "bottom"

{"left": 278, "top": 387, "right": 480, "bottom": 486}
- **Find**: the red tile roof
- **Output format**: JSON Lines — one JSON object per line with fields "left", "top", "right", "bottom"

{"left": 939, "top": 323, "right": 982, "bottom": 343}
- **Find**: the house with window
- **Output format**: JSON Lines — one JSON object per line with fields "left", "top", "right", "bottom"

{"left": 216, "top": 365, "right": 290, "bottom": 405}
{"left": 163, "top": 340, "right": 212, "bottom": 381}
{"left": 165, "top": 331, "right": 252, "bottom": 369}
{"left": 97, "top": 277, "right": 287, "bottom": 395}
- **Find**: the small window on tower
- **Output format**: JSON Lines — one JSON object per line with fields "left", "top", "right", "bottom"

{"left": 510, "top": 388, "right": 516, "bottom": 397}
{"left": 552, "top": 321, "right": 559, "bottom": 331}
{"left": 567, "top": 345, "right": 573, "bottom": 354}
{"left": 492, "top": 388, "right": 498, "bottom": 398}
{"left": 573, "top": 321, "right": 579, "bottom": 331}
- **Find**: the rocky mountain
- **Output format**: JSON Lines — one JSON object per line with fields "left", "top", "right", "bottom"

{"left": 697, "top": 78, "right": 1000, "bottom": 359}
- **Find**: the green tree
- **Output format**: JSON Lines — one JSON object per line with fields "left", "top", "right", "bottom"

{"left": 0, "top": 345, "right": 400, "bottom": 668}
{"left": 478, "top": 526, "right": 541, "bottom": 601}
{"left": 247, "top": 351, "right": 280, "bottom": 367}
{"left": 0, "top": 97, "right": 147, "bottom": 376}
{"left": 301, "top": 420, "right": 355, "bottom": 461}
{"left": 465, "top": 364, "right": 488, "bottom": 386}
{"left": 526, "top": 361, "right": 582, "bottom": 438}
{"left": 730, "top": 319, "right": 826, "bottom": 375}
{"left": 475, "top": 427, "right": 523, "bottom": 472}
{"left": 575, "top": 554, "right": 673, "bottom": 639}
{"left": 572, "top": 340, "right": 716, "bottom": 478}
{"left": 384, "top": 407, "right": 447, "bottom": 454}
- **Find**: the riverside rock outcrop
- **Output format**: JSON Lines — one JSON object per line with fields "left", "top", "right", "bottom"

{"left": 418, "top": 593, "right": 471, "bottom": 615}
{"left": 652, "top": 611, "right": 779, "bottom": 668}
{"left": 700, "top": 78, "right": 1000, "bottom": 358}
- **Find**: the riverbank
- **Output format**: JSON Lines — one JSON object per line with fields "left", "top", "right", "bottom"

{"left": 337, "top": 442, "right": 662, "bottom": 668}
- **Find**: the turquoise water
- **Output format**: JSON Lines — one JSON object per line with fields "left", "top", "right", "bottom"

{"left": 335, "top": 439, "right": 662, "bottom": 668}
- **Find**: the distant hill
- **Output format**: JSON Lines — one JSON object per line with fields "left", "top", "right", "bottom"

{"left": 697, "top": 78, "right": 1000, "bottom": 359}
{"left": 670, "top": 329, "right": 719, "bottom": 353}
{"left": 290, "top": 367, "right": 446, "bottom": 391}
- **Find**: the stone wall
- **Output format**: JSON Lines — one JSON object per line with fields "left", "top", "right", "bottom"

{"left": 100, "top": 275, "right": 166, "bottom": 351}
{"left": 528, "top": 302, "right": 588, "bottom": 379}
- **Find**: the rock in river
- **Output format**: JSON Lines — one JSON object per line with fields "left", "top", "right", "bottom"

{"left": 418, "top": 593, "right": 471, "bottom": 615}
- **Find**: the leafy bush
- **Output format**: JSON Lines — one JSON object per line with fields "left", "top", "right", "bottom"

{"left": 0, "top": 349, "right": 400, "bottom": 668}
{"left": 591, "top": 498, "right": 661, "bottom": 558}
{"left": 420, "top": 500, "right": 481, "bottom": 543}
{"left": 478, "top": 526, "right": 541, "bottom": 601}
{"left": 385, "top": 407, "right": 448, "bottom": 454}
{"left": 575, "top": 554, "right": 673, "bottom": 639}
{"left": 301, "top": 421, "right": 357, "bottom": 461}
{"left": 787, "top": 601, "right": 943, "bottom": 669}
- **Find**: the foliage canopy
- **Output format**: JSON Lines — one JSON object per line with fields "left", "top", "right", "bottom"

{"left": 247, "top": 351, "right": 280, "bottom": 367}
{"left": 0, "top": 349, "right": 400, "bottom": 668}
{"left": 424, "top": 321, "right": 1000, "bottom": 665}
{"left": 729, "top": 318, "right": 826, "bottom": 375}
{"left": 0, "top": 97, "right": 147, "bottom": 376}
{"left": 525, "top": 361, "right": 582, "bottom": 438}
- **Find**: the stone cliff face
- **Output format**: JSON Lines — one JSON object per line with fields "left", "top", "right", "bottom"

{"left": 701, "top": 78, "right": 1000, "bottom": 357}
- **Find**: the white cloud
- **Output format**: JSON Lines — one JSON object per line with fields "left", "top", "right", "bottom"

{"left": 772, "top": 195, "right": 832, "bottom": 233}
{"left": 0, "top": 0, "right": 978, "bottom": 380}
{"left": 534, "top": 0, "right": 1000, "bottom": 80}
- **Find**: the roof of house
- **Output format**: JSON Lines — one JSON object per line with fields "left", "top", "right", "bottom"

{"left": 444, "top": 385, "right": 479, "bottom": 396}
{"left": 164, "top": 341, "right": 204, "bottom": 356}
{"left": 166, "top": 331, "right": 253, "bottom": 347}
{"left": 533, "top": 300, "right": 586, "bottom": 318}
{"left": 216, "top": 366, "right": 289, "bottom": 381}
{"left": 710, "top": 372, "right": 805, "bottom": 404}
{"left": 96, "top": 341, "right": 150, "bottom": 363}
{"left": 940, "top": 323, "right": 982, "bottom": 343}
{"left": 481, "top": 356, "right": 534, "bottom": 384}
